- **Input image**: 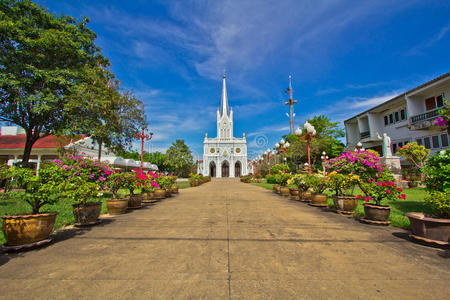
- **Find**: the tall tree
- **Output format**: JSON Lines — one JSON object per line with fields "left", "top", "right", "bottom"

{"left": 0, "top": 0, "right": 106, "bottom": 163}
{"left": 164, "top": 140, "right": 194, "bottom": 177}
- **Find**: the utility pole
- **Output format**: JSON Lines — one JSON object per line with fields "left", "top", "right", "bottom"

{"left": 285, "top": 75, "right": 298, "bottom": 134}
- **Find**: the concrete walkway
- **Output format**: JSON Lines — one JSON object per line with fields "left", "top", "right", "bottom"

{"left": 1, "top": 179, "right": 449, "bottom": 299}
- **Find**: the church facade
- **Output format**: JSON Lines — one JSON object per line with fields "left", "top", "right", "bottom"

{"left": 198, "top": 75, "right": 248, "bottom": 178}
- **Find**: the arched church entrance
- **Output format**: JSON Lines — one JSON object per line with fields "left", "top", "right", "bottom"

{"left": 209, "top": 161, "right": 216, "bottom": 177}
{"left": 235, "top": 161, "right": 241, "bottom": 177}
{"left": 221, "top": 161, "right": 229, "bottom": 177}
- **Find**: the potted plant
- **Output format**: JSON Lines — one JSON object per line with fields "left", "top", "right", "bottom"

{"left": 142, "top": 171, "right": 159, "bottom": 202}
{"left": 276, "top": 173, "right": 291, "bottom": 196}
{"left": 292, "top": 174, "right": 312, "bottom": 202}
{"left": 54, "top": 155, "right": 112, "bottom": 225}
{"left": 286, "top": 176, "right": 299, "bottom": 200}
{"left": 357, "top": 172, "right": 404, "bottom": 224}
{"left": 326, "top": 171, "right": 360, "bottom": 214}
{"left": 169, "top": 175, "right": 179, "bottom": 194}
{"left": 406, "top": 150, "right": 449, "bottom": 245}
{"left": 155, "top": 174, "right": 168, "bottom": 199}
{"left": 189, "top": 173, "right": 198, "bottom": 187}
{"left": 105, "top": 171, "right": 129, "bottom": 215}
{"left": 1, "top": 165, "right": 59, "bottom": 247}
{"left": 123, "top": 171, "right": 143, "bottom": 209}
{"left": 308, "top": 174, "right": 328, "bottom": 207}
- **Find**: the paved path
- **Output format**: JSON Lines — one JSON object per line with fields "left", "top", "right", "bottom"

{"left": 1, "top": 179, "right": 449, "bottom": 299}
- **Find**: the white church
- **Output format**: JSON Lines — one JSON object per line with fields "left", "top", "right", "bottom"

{"left": 198, "top": 75, "right": 249, "bottom": 178}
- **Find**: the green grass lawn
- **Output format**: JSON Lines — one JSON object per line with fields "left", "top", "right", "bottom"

{"left": 0, "top": 182, "right": 192, "bottom": 244}
{"left": 177, "top": 181, "right": 191, "bottom": 189}
{"left": 251, "top": 180, "right": 430, "bottom": 229}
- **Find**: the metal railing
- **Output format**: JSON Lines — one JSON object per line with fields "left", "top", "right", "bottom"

{"left": 410, "top": 108, "right": 440, "bottom": 124}
{"left": 360, "top": 131, "right": 370, "bottom": 139}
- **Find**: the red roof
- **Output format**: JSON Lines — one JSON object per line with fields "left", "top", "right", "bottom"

{"left": 0, "top": 135, "right": 78, "bottom": 149}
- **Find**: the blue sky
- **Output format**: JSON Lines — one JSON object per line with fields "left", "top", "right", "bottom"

{"left": 37, "top": 0, "right": 450, "bottom": 160}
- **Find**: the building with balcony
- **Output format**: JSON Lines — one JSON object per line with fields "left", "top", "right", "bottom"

{"left": 344, "top": 72, "right": 449, "bottom": 161}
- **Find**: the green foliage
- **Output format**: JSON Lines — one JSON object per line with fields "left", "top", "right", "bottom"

{"left": 165, "top": 140, "right": 194, "bottom": 177}
{"left": 270, "top": 164, "right": 290, "bottom": 174}
{"left": 290, "top": 174, "right": 310, "bottom": 192}
{"left": 265, "top": 174, "right": 277, "bottom": 184}
{"left": 423, "top": 149, "right": 450, "bottom": 193}
{"left": 306, "top": 174, "right": 327, "bottom": 194}
{"left": 326, "top": 171, "right": 360, "bottom": 196}
{"left": 274, "top": 173, "right": 291, "bottom": 186}
{"left": 395, "top": 142, "right": 430, "bottom": 170}
{"left": 424, "top": 191, "right": 450, "bottom": 218}
{"left": 357, "top": 172, "right": 404, "bottom": 206}
{"left": 0, "top": 0, "right": 106, "bottom": 162}
{"left": 10, "top": 164, "right": 62, "bottom": 214}
{"left": 60, "top": 176, "right": 100, "bottom": 205}
{"left": 105, "top": 171, "right": 127, "bottom": 199}
{"left": 0, "top": 164, "right": 14, "bottom": 192}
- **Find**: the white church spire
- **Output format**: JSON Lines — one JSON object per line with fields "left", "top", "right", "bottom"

{"left": 220, "top": 74, "right": 230, "bottom": 117}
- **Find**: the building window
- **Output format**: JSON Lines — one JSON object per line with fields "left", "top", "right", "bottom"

{"left": 432, "top": 136, "right": 440, "bottom": 148}
{"left": 400, "top": 109, "right": 406, "bottom": 120}
{"left": 389, "top": 114, "right": 393, "bottom": 124}
{"left": 441, "top": 134, "right": 449, "bottom": 147}
{"left": 398, "top": 142, "right": 403, "bottom": 148}
{"left": 392, "top": 143, "right": 397, "bottom": 153}
{"left": 436, "top": 95, "right": 444, "bottom": 108}
{"left": 384, "top": 116, "right": 388, "bottom": 126}
{"left": 394, "top": 111, "right": 399, "bottom": 122}
{"left": 416, "top": 138, "right": 423, "bottom": 145}
{"left": 424, "top": 137, "right": 431, "bottom": 149}
{"left": 425, "top": 97, "right": 436, "bottom": 111}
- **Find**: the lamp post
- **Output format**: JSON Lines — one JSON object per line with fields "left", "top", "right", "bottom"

{"left": 275, "top": 139, "right": 290, "bottom": 173}
{"left": 136, "top": 127, "right": 153, "bottom": 171}
{"left": 321, "top": 151, "right": 329, "bottom": 175}
{"left": 296, "top": 122, "right": 316, "bottom": 174}
{"left": 265, "top": 149, "right": 275, "bottom": 175}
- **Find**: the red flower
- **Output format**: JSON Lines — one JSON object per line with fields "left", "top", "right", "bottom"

{"left": 386, "top": 190, "right": 391, "bottom": 194}
{"left": 356, "top": 194, "right": 362, "bottom": 199}
{"left": 364, "top": 196, "right": 372, "bottom": 202}
{"left": 398, "top": 194, "right": 406, "bottom": 199}
{"left": 397, "top": 188, "right": 403, "bottom": 192}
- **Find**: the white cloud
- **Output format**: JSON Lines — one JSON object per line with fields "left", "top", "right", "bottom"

{"left": 407, "top": 23, "right": 450, "bottom": 56}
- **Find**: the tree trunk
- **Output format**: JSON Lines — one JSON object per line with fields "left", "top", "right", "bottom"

{"left": 21, "top": 133, "right": 38, "bottom": 165}
{"left": 97, "top": 138, "right": 102, "bottom": 161}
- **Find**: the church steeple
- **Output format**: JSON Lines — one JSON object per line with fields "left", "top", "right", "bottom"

{"left": 220, "top": 74, "right": 230, "bottom": 117}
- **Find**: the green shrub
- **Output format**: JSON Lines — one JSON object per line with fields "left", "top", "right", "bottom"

{"left": 423, "top": 149, "right": 450, "bottom": 193}
{"left": 424, "top": 191, "right": 450, "bottom": 218}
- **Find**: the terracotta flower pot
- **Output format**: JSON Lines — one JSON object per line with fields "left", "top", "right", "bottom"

{"left": 165, "top": 188, "right": 172, "bottom": 197}
{"left": 273, "top": 184, "right": 279, "bottom": 193}
{"left": 1, "top": 212, "right": 58, "bottom": 246}
{"left": 280, "top": 186, "right": 290, "bottom": 196}
{"left": 107, "top": 198, "right": 129, "bottom": 215}
{"left": 333, "top": 196, "right": 358, "bottom": 214}
{"left": 276, "top": 185, "right": 282, "bottom": 194}
{"left": 142, "top": 191, "right": 155, "bottom": 203}
{"left": 406, "top": 212, "right": 450, "bottom": 246}
{"left": 171, "top": 185, "right": 179, "bottom": 194}
{"left": 128, "top": 194, "right": 143, "bottom": 209}
{"left": 190, "top": 182, "right": 195, "bottom": 187}
{"left": 72, "top": 202, "right": 102, "bottom": 225}
{"left": 289, "top": 188, "right": 299, "bottom": 199}
{"left": 154, "top": 188, "right": 166, "bottom": 199}
{"left": 299, "top": 191, "right": 312, "bottom": 202}
{"left": 364, "top": 203, "right": 390, "bottom": 221}
{"left": 310, "top": 193, "right": 328, "bottom": 207}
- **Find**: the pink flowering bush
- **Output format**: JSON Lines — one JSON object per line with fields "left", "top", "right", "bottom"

{"left": 325, "top": 150, "right": 384, "bottom": 181}
{"left": 357, "top": 172, "right": 405, "bottom": 206}
{"left": 53, "top": 154, "right": 113, "bottom": 185}
{"left": 433, "top": 97, "right": 449, "bottom": 134}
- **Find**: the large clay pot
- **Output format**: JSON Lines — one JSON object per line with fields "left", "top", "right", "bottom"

{"left": 142, "top": 191, "right": 155, "bottom": 203}
{"left": 299, "top": 190, "right": 312, "bottom": 202}
{"left": 289, "top": 188, "right": 299, "bottom": 199}
{"left": 128, "top": 194, "right": 143, "bottom": 208}
{"left": 72, "top": 202, "right": 102, "bottom": 225}
{"left": 1, "top": 212, "right": 58, "bottom": 246}
{"left": 171, "top": 185, "right": 179, "bottom": 194}
{"left": 107, "top": 198, "right": 129, "bottom": 215}
{"left": 276, "top": 185, "right": 282, "bottom": 194}
{"left": 154, "top": 188, "right": 166, "bottom": 199}
{"left": 333, "top": 196, "right": 358, "bottom": 214}
{"left": 165, "top": 188, "right": 172, "bottom": 197}
{"left": 406, "top": 212, "right": 450, "bottom": 245}
{"left": 310, "top": 193, "right": 328, "bottom": 207}
{"left": 364, "top": 203, "right": 390, "bottom": 221}
{"left": 280, "top": 186, "right": 290, "bottom": 196}
{"left": 273, "top": 184, "right": 279, "bottom": 193}
{"left": 190, "top": 182, "right": 195, "bottom": 187}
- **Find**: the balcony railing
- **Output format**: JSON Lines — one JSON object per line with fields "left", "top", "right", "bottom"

{"left": 410, "top": 108, "right": 440, "bottom": 124}
{"left": 360, "top": 131, "right": 370, "bottom": 139}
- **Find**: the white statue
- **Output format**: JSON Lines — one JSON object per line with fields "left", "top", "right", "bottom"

{"left": 376, "top": 131, "right": 392, "bottom": 157}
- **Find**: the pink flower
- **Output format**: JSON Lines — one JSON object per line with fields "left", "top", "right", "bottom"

{"left": 364, "top": 196, "right": 372, "bottom": 202}
{"left": 136, "top": 182, "right": 140, "bottom": 186}
{"left": 376, "top": 182, "right": 382, "bottom": 186}
{"left": 386, "top": 190, "right": 391, "bottom": 194}
{"left": 397, "top": 188, "right": 403, "bottom": 192}
{"left": 356, "top": 194, "right": 362, "bottom": 199}
{"left": 398, "top": 194, "right": 406, "bottom": 199}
